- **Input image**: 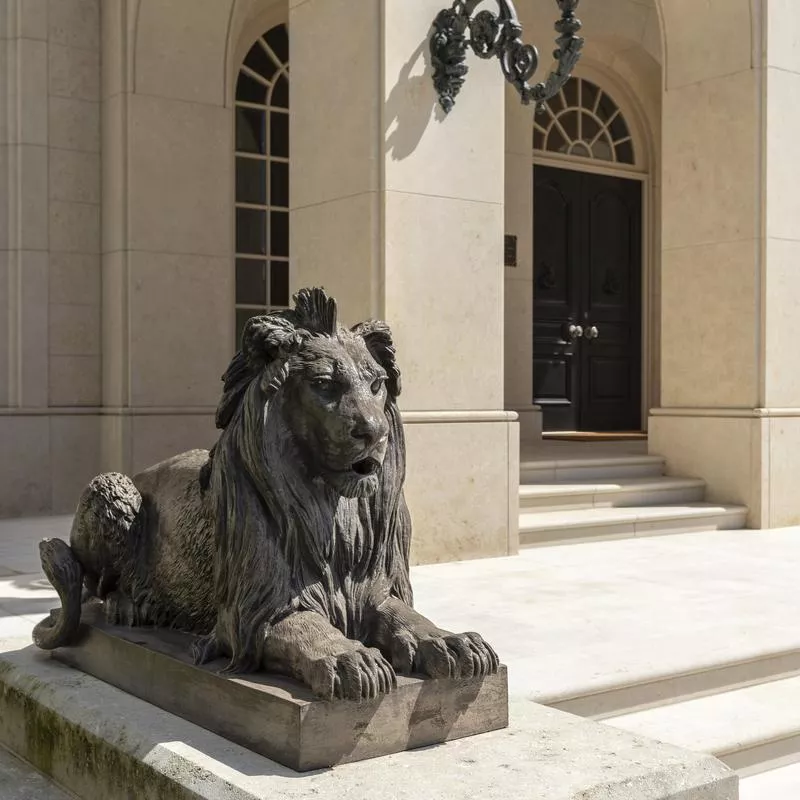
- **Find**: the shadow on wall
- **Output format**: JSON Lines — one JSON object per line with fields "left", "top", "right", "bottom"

{"left": 384, "top": 33, "right": 446, "bottom": 161}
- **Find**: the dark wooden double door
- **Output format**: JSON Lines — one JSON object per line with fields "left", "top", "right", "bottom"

{"left": 533, "top": 165, "right": 642, "bottom": 432}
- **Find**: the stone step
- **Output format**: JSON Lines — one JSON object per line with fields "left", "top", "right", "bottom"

{"left": 519, "top": 503, "right": 748, "bottom": 548}
{"left": 519, "top": 476, "right": 706, "bottom": 513}
{"left": 604, "top": 673, "right": 800, "bottom": 777}
{"left": 520, "top": 453, "right": 666, "bottom": 484}
{"left": 0, "top": 744, "right": 71, "bottom": 800}
{"left": 740, "top": 761, "right": 800, "bottom": 799}
{"left": 544, "top": 647, "right": 800, "bottom": 720}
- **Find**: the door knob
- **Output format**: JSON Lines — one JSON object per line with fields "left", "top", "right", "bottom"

{"left": 566, "top": 324, "right": 583, "bottom": 341}
{"left": 585, "top": 325, "right": 599, "bottom": 340}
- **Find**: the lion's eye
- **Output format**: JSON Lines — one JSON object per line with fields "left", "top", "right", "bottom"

{"left": 371, "top": 377, "right": 387, "bottom": 395}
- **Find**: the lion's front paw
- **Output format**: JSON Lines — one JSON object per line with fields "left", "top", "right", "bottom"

{"left": 309, "top": 645, "right": 397, "bottom": 701}
{"left": 412, "top": 632, "right": 500, "bottom": 680}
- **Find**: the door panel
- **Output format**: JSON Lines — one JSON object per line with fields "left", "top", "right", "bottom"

{"left": 533, "top": 165, "right": 642, "bottom": 432}
{"left": 532, "top": 167, "right": 582, "bottom": 431}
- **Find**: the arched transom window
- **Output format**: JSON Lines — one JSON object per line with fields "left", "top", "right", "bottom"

{"left": 234, "top": 23, "right": 289, "bottom": 345}
{"left": 533, "top": 77, "right": 635, "bottom": 166}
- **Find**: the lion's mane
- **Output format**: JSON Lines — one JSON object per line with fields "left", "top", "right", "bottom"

{"left": 206, "top": 288, "right": 413, "bottom": 673}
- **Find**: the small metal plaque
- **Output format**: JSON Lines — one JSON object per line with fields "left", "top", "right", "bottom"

{"left": 504, "top": 234, "right": 518, "bottom": 268}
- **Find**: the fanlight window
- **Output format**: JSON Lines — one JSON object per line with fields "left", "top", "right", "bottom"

{"left": 234, "top": 23, "right": 290, "bottom": 346}
{"left": 533, "top": 77, "right": 635, "bottom": 166}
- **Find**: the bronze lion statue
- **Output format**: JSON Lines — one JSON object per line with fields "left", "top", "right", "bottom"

{"left": 33, "top": 287, "right": 498, "bottom": 700}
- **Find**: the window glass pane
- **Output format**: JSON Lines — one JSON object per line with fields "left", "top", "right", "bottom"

{"left": 236, "top": 208, "right": 266, "bottom": 254}
{"left": 595, "top": 92, "right": 618, "bottom": 124}
{"left": 592, "top": 136, "right": 614, "bottom": 161}
{"left": 264, "top": 24, "right": 289, "bottom": 65}
{"left": 615, "top": 139, "right": 635, "bottom": 165}
{"left": 244, "top": 42, "right": 279, "bottom": 83}
{"left": 562, "top": 77, "right": 578, "bottom": 108}
{"left": 559, "top": 110, "right": 578, "bottom": 142}
{"left": 548, "top": 91, "right": 564, "bottom": 115}
{"left": 236, "top": 259, "right": 266, "bottom": 305}
{"left": 533, "top": 127, "right": 545, "bottom": 150}
{"left": 236, "top": 107, "right": 265, "bottom": 154}
{"left": 236, "top": 72, "right": 267, "bottom": 104}
{"left": 270, "top": 112, "right": 289, "bottom": 158}
{"left": 609, "top": 113, "right": 630, "bottom": 143}
{"left": 570, "top": 142, "right": 591, "bottom": 158}
{"left": 270, "top": 161, "right": 289, "bottom": 207}
{"left": 546, "top": 126, "right": 567, "bottom": 154}
{"left": 270, "top": 211, "right": 289, "bottom": 257}
{"left": 236, "top": 157, "right": 266, "bottom": 204}
{"left": 271, "top": 74, "right": 289, "bottom": 109}
{"left": 236, "top": 308, "right": 266, "bottom": 350}
{"left": 270, "top": 261, "right": 290, "bottom": 307}
{"left": 581, "top": 112, "right": 600, "bottom": 142}
{"left": 581, "top": 80, "right": 599, "bottom": 112}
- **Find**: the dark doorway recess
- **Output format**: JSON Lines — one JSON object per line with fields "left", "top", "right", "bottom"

{"left": 533, "top": 164, "right": 643, "bottom": 432}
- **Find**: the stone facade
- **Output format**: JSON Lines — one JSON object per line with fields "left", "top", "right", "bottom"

{"left": 1, "top": 0, "right": 798, "bottom": 552}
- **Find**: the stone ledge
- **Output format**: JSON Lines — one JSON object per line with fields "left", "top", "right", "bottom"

{"left": 0, "top": 646, "right": 738, "bottom": 800}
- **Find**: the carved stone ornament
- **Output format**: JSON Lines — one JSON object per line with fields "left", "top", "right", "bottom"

{"left": 32, "top": 288, "right": 499, "bottom": 702}
{"left": 431, "top": 0, "right": 584, "bottom": 114}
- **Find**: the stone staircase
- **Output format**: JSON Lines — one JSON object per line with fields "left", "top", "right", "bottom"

{"left": 519, "top": 441, "right": 799, "bottom": 797}
{"left": 518, "top": 443, "right": 747, "bottom": 547}
{"left": 547, "top": 636, "right": 800, "bottom": 798}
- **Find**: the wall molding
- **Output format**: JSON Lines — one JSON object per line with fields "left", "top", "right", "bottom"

{"left": 651, "top": 407, "right": 800, "bottom": 419}
{"left": 0, "top": 407, "right": 521, "bottom": 424}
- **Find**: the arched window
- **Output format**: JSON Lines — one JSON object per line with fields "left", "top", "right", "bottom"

{"left": 533, "top": 77, "right": 635, "bottom": 166}
{"left": 234, "top": 23, "right": 289, "bottom": 345}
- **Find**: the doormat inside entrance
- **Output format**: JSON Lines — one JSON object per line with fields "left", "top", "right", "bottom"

{"left": 543, "top": 431, "right": 647, "bottom": 442}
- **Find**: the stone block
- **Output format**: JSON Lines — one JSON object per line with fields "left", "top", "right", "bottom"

{"left": 52, "top": 606, "right": 509, "bottom": 772}
{"left": 49, "top": 96, "right": 100, "bottom": 153}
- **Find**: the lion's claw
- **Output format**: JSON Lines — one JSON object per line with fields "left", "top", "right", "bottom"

{"left": 412, "top": 632, "right": 499, "bottom": 680}
{"left": 310, "top": 646, "right": 397, "bottom": 701}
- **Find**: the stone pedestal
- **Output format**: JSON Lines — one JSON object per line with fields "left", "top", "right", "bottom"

{"left": 50, "top": 606, "right": 508, "bottom": 772}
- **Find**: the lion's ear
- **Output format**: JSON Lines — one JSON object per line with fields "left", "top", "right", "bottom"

{"left": 352, "top": 320, "right": 402, "bottom": 398}
{"left": 242, "top": 314, "right": 302, "bottom": 368}
{"left": 215, "top": 314, "right": 302, "bottom": 430}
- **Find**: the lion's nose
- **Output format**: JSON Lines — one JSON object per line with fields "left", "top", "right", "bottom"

{"left": 350, "top": 416, "right": 386, "bottom": 449}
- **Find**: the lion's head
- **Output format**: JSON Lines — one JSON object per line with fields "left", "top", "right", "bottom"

{"left": 211, "top": 287, "right": 403, "bottom": 499}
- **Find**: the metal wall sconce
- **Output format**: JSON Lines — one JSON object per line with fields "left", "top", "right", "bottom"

{"left": 430, "top": 0, "right": 584, "bottom": 114}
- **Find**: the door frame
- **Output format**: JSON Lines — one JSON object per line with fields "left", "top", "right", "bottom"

{"left": 532, "top": 153, "right": 652, "bottom": 432}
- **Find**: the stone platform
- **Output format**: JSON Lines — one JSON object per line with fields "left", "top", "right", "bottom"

{"left": 49, "top": 604, "right": 508, "bottom": 771}
{"left": 0, "top": 646, "right": 736, "bottom": 800}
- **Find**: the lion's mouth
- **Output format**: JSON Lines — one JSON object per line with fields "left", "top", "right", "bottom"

{"left": 351, "top": 457, "right": 381, "bottom": 477}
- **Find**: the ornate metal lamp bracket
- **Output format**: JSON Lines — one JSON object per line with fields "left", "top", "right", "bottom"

{"left": 430, "top": 0, "right": 584, "bottom": 114}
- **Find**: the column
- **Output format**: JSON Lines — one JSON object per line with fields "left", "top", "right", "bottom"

{"left": 101, "top": 0, "right": 233, "bottom": 475}
{"left": 290, "top": 0, "right": 519, "bottom": 563}
{"left": 650, "top": 0, "right": 800, "bottom": 528}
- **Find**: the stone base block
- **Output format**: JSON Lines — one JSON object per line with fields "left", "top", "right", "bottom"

{"left": 49, "top": 606, "right": 508, "bottom": 771}
{"left": 0, "top": 644, "right": 737, "bottom": 800}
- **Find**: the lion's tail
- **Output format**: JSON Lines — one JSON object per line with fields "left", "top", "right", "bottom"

{"left": 32, "top": 538, "right": 84, "bottom": 650}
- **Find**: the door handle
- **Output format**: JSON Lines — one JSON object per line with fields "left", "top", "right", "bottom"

{"left": 584, "top": 325, "right": 599, "bottom": 340}
{"left": 565, "top": 323, "right": 583, "bottom": 341}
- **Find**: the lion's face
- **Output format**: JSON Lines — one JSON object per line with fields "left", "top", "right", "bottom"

{"left": 279, "top": 331, "right": 391, "bottom": 498}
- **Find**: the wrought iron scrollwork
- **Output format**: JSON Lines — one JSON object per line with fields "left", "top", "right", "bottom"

{"left": 431, "top": 0, "right": 584, "bottom": 114}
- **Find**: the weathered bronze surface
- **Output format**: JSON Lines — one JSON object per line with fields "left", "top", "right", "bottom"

{"left": 34, "top": 288, "right": 500, "bottom": 706}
